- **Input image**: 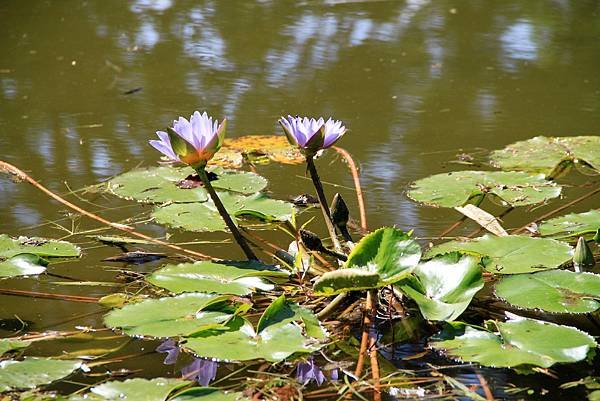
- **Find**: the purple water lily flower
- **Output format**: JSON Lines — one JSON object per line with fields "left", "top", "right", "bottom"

{"left": 150, "top": 111, "right": 226, "bottom": 168}
{"left": 156, "top": 338, "right": 180, "bottom": 365}
{"left": 296, "top": 358, "right": 326, "bottom": 386}
{"left": 279, "top": 116, "right": 346, "bottom": 154}
{"left": 181, "top": 357, "right": 219, "bottom": 386}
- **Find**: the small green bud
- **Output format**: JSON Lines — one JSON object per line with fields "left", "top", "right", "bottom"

{"left": 573, "top": 236, "right": 595, "bottom": 272}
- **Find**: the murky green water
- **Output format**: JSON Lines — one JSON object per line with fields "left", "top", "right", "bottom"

{"left": 1, "top": 1, "right": 599, "bottom": 399}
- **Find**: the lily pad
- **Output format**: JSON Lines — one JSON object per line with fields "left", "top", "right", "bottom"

{"left": 407, "top": 171, "right": 561, "bottom": 208}
{"left": 183, "top": 297, "right": 321, "bottom": 362}
{"left": 171, "top": 387, "right": 249, "bottom": 401}
{"left": 0, "top": 357, "right": 81, "bottom": 392}
{"left": 427, "top": 235, "right": 573, "bottom": 274}
{"left": 539, "top": 210, "right": 600, "bottom": 238}
{"left": 490, "top": 136, "right": 600, "bottom": 177}
{"left": 103, "top": 293, "right": 232, "bottom": 338}
{"left": 430, "top": 316, "right": 597, "bottom": 368}
{"left": 0, "top": 234, "right": 81, "bottom": 259}
{"left": 151, "top": 193, "right": 293, "bottom": 233}
{"left": 107, "top": 166, "right": 267, "bottom": 203}
{"left": 495, "top": 270, "right": 600, "bottom": 313}
{"left": 0, "top": 253, "right": 48, "bottom": 278}
{"left": 89, "top": 378, "right": 190, "bottom": 401}
{"left": 396, "top": 253, "right": 483, "bottom": 321}
{"left": 211, "top": 135, "right": 304, "bottom": 168}
{"left": 313, "top": 228, "right": 421, "bottom": 295}
{"left": 147, "top": 261, "right": 289, "bottom": 296}
{"left": 0, "top": 339, "right": 29, "bottom": 356}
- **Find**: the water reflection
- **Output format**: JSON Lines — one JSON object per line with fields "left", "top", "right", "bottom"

{"left": 1, "top": 0, "right": 599, "bottom": 233}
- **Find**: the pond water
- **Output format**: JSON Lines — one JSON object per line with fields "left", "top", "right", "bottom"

{"left": 1, "top": 1, "right": 599, "bottom": 399}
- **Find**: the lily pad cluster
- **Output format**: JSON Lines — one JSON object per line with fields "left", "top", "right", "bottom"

{"left": 107, "top": 166, "right": 294, "bottom": 233}
{"left": 0, "top": 234, "right": 81, "bottom": 278}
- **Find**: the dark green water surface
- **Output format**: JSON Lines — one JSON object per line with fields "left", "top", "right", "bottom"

{"left": 1, "top": 1, "right": 599, "bottom": 399}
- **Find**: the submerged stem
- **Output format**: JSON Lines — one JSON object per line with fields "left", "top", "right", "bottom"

{"left": 196, "top": 168, "right": 258, "bottom": 261}
{"left": 306, "top": 156, "right": 342, "bottom": 253}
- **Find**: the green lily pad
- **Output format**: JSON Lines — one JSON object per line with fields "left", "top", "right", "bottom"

{"left": 0, "top": 234, "right": 81, "bottom": 259}
{"left": 539, "top": 210, "right": 600, "bottom": 238}
{"left": 0, "top": 339, "right": 29, "bottom": 356}
{"left": 107, "top": 166, "right": 267, "bottom": 204}
{"left": 495, "top": 270, "right": 600, "bottom": 313}
{"left": 0, "top": 253, "right": 48, "bottom": 278}
{"left": 0, "top": 357, "right": 82, "bottom": 392}
{"left": 396, "top": 253, "right": 483, "bottom": 321}
{"left": 151, "top": 193, "right": 293, "bottom": 233}
{"left": 313, "top": 228, "right": 421, "bottom": 295}
{"left": 183, "top": 296, "right": 321, "bottom": 362}
{"left": 490, "top": 136, "right": 600, "bottom": 177}
{"left": 427, "top": 235, "right": 573, "bottom": 274}
{"left": 103, "top": 293, "right": 232, "bottom": 338}
{"left": 407, "top": 171, "right": 561, "bottom": 208}
{"left": 88, "top": 378, "right": 190, "bottom": 401}
{"left": 171, "top": 387, "right": 249, "bottom": 401}
{"left": 430, "top": 316, "right": 597, "bottom": 368}
{"left": 147, "top": 261, "right": 289, "bottom": 296}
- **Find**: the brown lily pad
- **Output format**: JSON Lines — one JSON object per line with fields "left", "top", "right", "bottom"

{"left": 210, "top": 135, "right": 304, "bottom": 168}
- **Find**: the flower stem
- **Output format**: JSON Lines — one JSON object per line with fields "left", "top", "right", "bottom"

{"left": 196, "top": 168, "right": 258, "bottom": 261}
{"left": 306, "top": 157, "right": 342, "bottom": 253}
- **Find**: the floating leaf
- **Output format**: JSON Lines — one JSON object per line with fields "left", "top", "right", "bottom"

{"left": 108, "top": 166, "right": 267, "bottom": 203}
{"left": 171, "top": 387, "right": 250, "bottom": 401}
{"left": 184, "top": 297, "right": 321, "bottom": 362}
{"left": 539, "top": 210, "right": 600, "bottom": 238}
{"left": 89, "top": 378, "right": 190, "bottom": 401}
{"left": 0, "top": 234, "right": 80, "bottom": 259}
{"left": 430, "top": 316, "right": 597, "bottom": 368}
{"left": 407, "top": 171, "right": 561, "bottom": 208}
{"left": 490, "top": 136, "right": 600, "bottom": 177}
{"left": 396, "top": 253, "right": 483, "bottom": 321}
{"left": 0, "top": 253, "right": 48, "bottom": 278}
{"left": 147, "top": 261, "right": 289, "bottom": 296}
{"left": 104, "top": 293, "right": 231, "bottom": 338}
{"left": 183, "top": 316, "right": 317, "bottom": 362}
{"left": 151, "top": 193, "right": 293, "bottom": 233}
{"left": 0, "top": 357, "right": 81, "bottom": 392}
{"left": 0, "top": 339, "right": 29, "bottom": 356}
{"left": 313, "top": 228, "right": 421, "bottom": 295}
{"left": 210, "top": 135, "right": 304, "bottom": 168}
{"left": 427, "top": 235, "right": 573, "bottom": 274}
{"left": 495, "top": 270, "right": 600, "bottom": 313}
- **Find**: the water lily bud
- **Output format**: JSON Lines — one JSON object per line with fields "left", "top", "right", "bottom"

{"left": 300, "top": 229, "right": 324, "bottom": 252}
{"left": 573, "top": 236, "right": 595, "bottom": 272}
{"left": 330, "top": 193, "right": 352, "bottom": 242}
{"left": 150, "top": 111, "right": 226, "bottom": 169}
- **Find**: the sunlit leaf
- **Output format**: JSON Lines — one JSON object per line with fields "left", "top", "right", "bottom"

{"left": 495, "top": 270, "right": 600, "bottom": 313}
{"left": 0, "top": 253, "right": 48, "bottom": 278}
{"left": 430, "top": 316, "right": 597, "bottom": 368}
{"left": 539, "top": 210, "right": 600, "bottom": 238}
{"left": 490, "top": 136, "right": 600, "bottom": 177}
{"left": 107, "top": 166, "right": 267, "bottom": 203}
{"left": 147, "top": 261, "right": 289, "bottom": 296}
{"left": 89, "top": 378, "right": 190, "bottom": 401}
{"left": 396, "top": 253, "right": 483, "bottom": 321}
{"left": 407, "top": 171, "right": 561, "bottom": 208}
{"left": 0, "top": 357, "right": 81, "bottom": 392}
{"left": 0, "top": 234, "right": 80, "bottom": 259}
{"left": 427, "top": 235, "right": 573, "bottom": 274}
{"left": 104, "top": 293, "right": 232, "bottom": 338}
{"left": 314, "top": 228, "right": 421, "bottom": 295}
